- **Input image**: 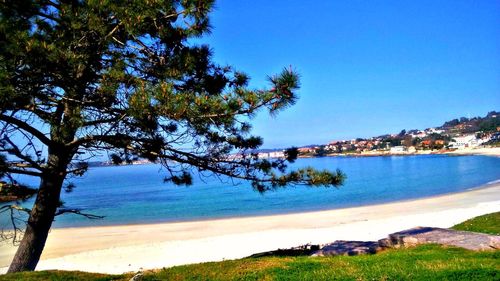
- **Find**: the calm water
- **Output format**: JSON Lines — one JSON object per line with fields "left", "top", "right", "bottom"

{"left": 3, "top": 155, "right": 500, "bottom": 228}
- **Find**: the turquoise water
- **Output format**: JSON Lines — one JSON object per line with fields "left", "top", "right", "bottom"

{"left": 3, "top": 155, "right": 500, "bottom": 228}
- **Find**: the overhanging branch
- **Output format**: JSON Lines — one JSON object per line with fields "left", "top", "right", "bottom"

{"left": 3, "top": 136, "right": 44, "bottom": 171}
{"left": 54, "top": 208, "right": 104, "bottom": 219}
{"left": 4, "top": 167, "right": 43, "bottom": 177}
{"left": 0, "top": 114, "right": 52, "bottom": 146}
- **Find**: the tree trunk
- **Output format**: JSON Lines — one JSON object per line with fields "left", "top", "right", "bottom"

{"left": 7, "top": 164, "right": 65, "bottom": 272}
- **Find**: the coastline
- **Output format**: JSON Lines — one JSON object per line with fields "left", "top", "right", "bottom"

{"left": 444, "top": 147, "right": 500, "bottom": 157}
{"left": 48, "top": 176, "right": 500, "bottom": 229}
{"left": 1, "top": 181, "right": 500, "bottom": 274}
{"left": 299, "top": 146, "right": 500, "bottom": 158}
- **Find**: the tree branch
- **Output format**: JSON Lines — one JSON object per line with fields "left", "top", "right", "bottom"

{"left": 4, "top": 167, "right": 43, "bottom": 177}
{"left": 0, "top": 205, "right": 29, "bottom": 244}
{"left": 0, "top": 205, "right": 31, "bottom": 215}
{"left": 3, "top": 136, "right": 44, "bottom": 171}
{"left": 0, "top": 114, "right": 52, "bottom": 146}
{"left": 54, "top": 209, "right": 104, "bottom": 219}
{"left": 198, "top": 100, "right": 268, "bottom": 119}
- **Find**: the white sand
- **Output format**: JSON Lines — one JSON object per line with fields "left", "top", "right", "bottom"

{"left": 446, "top": 147, "right": 500, "bottom": 157}
{"left": 1, "top": 182, "right": 500, "bottom": 274}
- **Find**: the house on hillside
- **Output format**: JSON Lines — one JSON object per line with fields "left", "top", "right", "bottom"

{"left": 298, "top": 147, "right": 316, "bottom": 154}
{"left": 410, "top": 130, "right": 427, "bottom": 138}
{"left": 449, "top": 134, "right": 478, "bottom": 149}
{"left": 434, "top": 140, "right": 445, "bottom": 145}
{"left": 426, "top": 128, "right": 444, "bottom": 134}
{"left": 421, "top": 140, "right": 432, "bottom": 148}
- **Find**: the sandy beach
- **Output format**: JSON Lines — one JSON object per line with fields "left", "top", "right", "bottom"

{"left": 445, "top": 147, "right": 500, "bottom": 157}
{"left": 1, "top": 181, "right": 499, "bottom": 274}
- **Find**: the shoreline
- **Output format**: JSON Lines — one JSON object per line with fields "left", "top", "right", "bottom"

{"left": 298, "top": 146, "right": 500, "bottom": 158}
{"left": 43, "top": 177, "right": 499, "bottom": 231}
{"left": 2, "top": 181, "right": 500, "bottom": 274}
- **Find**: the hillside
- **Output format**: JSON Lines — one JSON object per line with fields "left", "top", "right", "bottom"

{"left": 440, "top": 111, "right": 500, "bottom": 135}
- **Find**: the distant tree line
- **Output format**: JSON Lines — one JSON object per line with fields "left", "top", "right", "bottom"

{"left": 441, "top": 111, "right": 499, "bottom": 134}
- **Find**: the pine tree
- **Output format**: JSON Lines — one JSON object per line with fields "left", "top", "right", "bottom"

{"left": 0, "top": 0, "right": 344, "bottom": 272}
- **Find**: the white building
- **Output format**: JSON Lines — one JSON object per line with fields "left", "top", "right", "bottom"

{"left": 390, "top": 146, "right": 407, "bottom": 153}
{"left": 479, "top": 135, "right": 492, "bottom": 144}
{"left": 269, "top": 151, "right": 285, "bottom": 158}
{"left": 258, "top": 151, "right": 285, "bottom": 159}
{"left": 449, "top": 135, "right": 478, "bottom": 149}
{"left": 410, "top": 130, "right": 427, "bottom": 138}
{"left": 257, "top": 152, "right": 270, "bottom": 159}
{"left": 425, "top": 128, "right": 444, "bottom": 134}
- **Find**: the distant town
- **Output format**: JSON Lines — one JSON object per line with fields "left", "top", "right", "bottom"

{"left": 92, "top": 111, "right": 500, "bottom": 166}
{"left": 255, "top": 110, "right": 500, "bottom": 159}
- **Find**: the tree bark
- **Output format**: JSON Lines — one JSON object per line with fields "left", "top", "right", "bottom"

{"left": 7, "top": 157, "right": 66, "bottom": 272}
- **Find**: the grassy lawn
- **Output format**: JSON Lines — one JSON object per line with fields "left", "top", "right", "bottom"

{"left": 1, "top": 212, "right": 498, "bottom": 281}
{"left": 144, "top": 245, "right": 499, "bottom": 281}
{"left": 0, "top": 271, "right": 126, "bottom": 281}
{"left": 451, "top": 212, "right": 500, "bottom": 235}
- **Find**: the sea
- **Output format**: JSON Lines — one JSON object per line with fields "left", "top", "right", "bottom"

{"left": 2, "top": 155, "right": 500, "bottom": 228}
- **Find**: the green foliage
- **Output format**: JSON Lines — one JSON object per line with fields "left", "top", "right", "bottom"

{"left": 451, "top": 212, "right": 500, "bottom": 235}
{"left": 284, "top": 147, "right": 298, "bottom": 163}
{"left": 1, "top": 245, "right": 498, "bottom": 281}
{"left": 252, "top": 167, "right": 345, "bottom": 193}
{"left": 0, "top": 1, "right": 344, "bottom": 271}
{"left": 314, "top": 146, "right": 327, "bottom": 157}
{"left": 0, "top": 182, "right": 37, "bottom": 202}
{"left": 0, "top": 0, "right": 344, "bottom": 189}
{"left": 441, "top": 111, "right": 499, "bottom": 134}
{"left": 0, "top": 154, "right": 6, "bottom": 178}
{"left": 479, "top": 116, "right": 500, "bottom": 132}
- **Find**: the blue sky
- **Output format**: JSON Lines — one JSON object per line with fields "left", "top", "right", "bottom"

{"left": 200, "top": 0, "right": 500, "bottom": 148}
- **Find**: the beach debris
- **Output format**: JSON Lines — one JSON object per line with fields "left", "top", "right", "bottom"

{"left": 379, "top": 226, "right": 500, "bottom": 251}
{"left": 311, "top": 241, "right": 383, "bottom": 256}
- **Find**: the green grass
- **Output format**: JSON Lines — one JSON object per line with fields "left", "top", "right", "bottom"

{"left": 1, "top": 212, "right": 499, "bottom": 281}
{"left": 3, "top": 245, "right": 497, "bottom": 281}
{"left": 451, "top": 212, "right": 500, "bottom": 235}
{"left": 0, "top": 270, "right": 126, "bottom": 281}
{"left": 143, "top": 245, "right": 499, "bottom": 281}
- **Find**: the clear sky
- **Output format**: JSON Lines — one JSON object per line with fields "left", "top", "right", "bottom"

{"left": 200, "top": 0, "right": 500, "bottom": 148}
